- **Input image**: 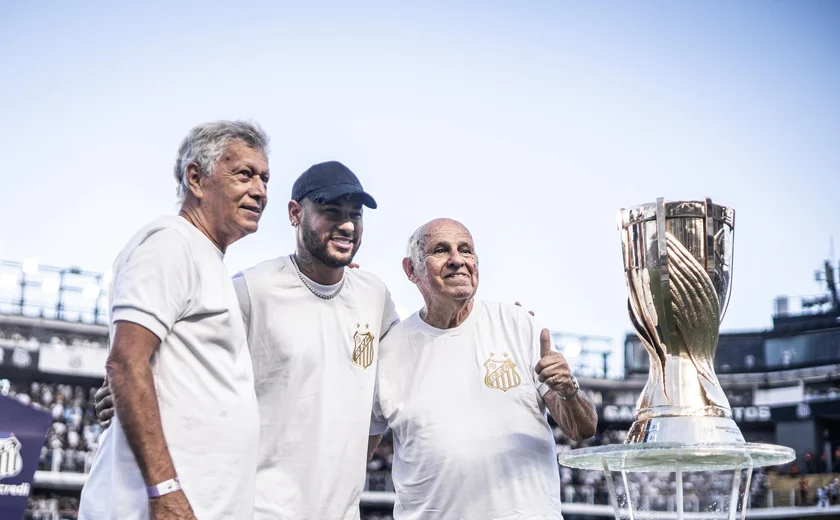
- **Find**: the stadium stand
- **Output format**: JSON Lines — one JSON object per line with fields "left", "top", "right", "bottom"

{"left": 2, "top": 258, "right": 840, "bottom": 519}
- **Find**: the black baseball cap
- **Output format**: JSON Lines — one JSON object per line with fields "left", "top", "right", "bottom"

{"left": 291, "top": 161, "right": 377, "bottom": 209}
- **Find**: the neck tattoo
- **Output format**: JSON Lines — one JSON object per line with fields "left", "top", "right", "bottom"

{"left": 290, "top": 254, "right": 345, "bottom": 300}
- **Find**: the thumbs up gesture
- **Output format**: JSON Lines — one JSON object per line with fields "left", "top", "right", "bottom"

{"left": 535, "top": 328, "right": 576, "bottom": 397}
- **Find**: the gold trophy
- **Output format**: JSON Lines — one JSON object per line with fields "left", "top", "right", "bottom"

{"left": 558, "top": 197, "right": 794, "bottom": 520}
{"left": 620, "top": 197, "right": 741, "bottom": 444}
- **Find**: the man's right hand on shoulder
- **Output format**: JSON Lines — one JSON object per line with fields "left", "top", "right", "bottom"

{"left": 150, "top": 491, "right": 198, "bottom": 520}
{"left": 94, "top": 376, "right": 115, "bottom": 429}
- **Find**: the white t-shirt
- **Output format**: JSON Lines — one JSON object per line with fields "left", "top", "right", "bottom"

{"left": 233, "top": 255, "right": 399, "bottom": 520}
{"left": 79, "top": 216, "right": 259, "bottom": 520}
{"left": 371, "top": 300, "right": 563, "bottom": 520}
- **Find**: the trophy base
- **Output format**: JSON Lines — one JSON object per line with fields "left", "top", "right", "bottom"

{"left": 626, "top": 415, "right": 744, "bottom": 444}
{"left": 557, "top": 441, "right": 794, "bottom": 472}
{"left": 558, "top": 442, "right": 795, "bottom": 520}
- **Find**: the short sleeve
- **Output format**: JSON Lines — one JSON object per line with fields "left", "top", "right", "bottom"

{"left": 231, "top": 273, "right": 252, "bottom": 336}
{"left": 380, "top": 287, "right": 400, "bottom": 339}
{"left": 369, "top": 370, "right": 389, "bottom": 436}
{"left": 110, "top": 228, "right": 194, "bottom": 342}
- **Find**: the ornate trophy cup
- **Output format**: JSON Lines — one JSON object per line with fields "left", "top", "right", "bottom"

{"left": 621, "top": 198, "right": 740, "bottom": 445}
{"left": 558, "top": 198, "right": 794, "bottom": 520}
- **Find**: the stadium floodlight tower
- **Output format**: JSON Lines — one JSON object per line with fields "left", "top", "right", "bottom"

{"left": 558, "top": 199, "right": 794, "bottom": 520}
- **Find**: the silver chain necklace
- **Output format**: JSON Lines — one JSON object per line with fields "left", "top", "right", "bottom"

{"left": 290, "top": 254, "right": 345, "bottom": 300}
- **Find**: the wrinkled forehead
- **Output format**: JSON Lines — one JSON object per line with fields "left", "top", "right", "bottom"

{"left": 223, "top": 141, "right": 269, "bottom": 169}
{"left": 423, "top": 220, "right": 473, "bottom": 248}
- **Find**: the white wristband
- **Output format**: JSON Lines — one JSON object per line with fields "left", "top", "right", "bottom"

{"left": 147, "top": 477, "right": 181, "bottom": 498}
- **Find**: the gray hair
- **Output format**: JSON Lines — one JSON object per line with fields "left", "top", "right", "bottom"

{"left": 406, "top": 223, "right": 429, "bottom": 274}
{"left": 174, "top": 120, "right": 270, "bottom": 199}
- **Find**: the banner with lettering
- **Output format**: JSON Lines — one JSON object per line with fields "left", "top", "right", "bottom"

{"left": 597, "top": 404, "right": 774, "bottom": 424}
{"left": 0, "top": 395, "right": 52, "bottom": 520}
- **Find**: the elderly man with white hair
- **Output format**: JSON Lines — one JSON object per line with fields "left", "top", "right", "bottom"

{"left": 369, "top": 218, "right": 597, "bottom": 520}
{"left": 79, "top": 121, "right": 271, "bottom": 520}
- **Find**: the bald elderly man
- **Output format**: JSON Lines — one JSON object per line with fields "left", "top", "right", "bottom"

{"left": 369, "top": 218, "right": 597, "bottom": 520}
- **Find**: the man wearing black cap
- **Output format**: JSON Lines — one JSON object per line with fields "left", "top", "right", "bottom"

{"left": 95, "top": 160, "right": 398, "bottom": 519}
{"left": 232, "top": 160, "right": 399, "bottom": 520}
{"left": 284, "top": 160, "right": 378, "bottom": 285}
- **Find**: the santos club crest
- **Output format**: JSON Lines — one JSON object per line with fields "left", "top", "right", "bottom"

{"left": 0, "top": 433, "right": 23, "bottom": 480}
{"left": 484, "top": 353, "right": 521, "bottom": 392}
{"left": 352, "top": 323, "right": 375, "bottom": 370}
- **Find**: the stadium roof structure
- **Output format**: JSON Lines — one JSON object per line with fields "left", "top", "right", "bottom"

{"left": 0, "top": 259, "right": 109, "bottom": 327}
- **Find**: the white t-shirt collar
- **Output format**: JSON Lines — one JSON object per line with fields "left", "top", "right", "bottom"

{"left": 412, "top": 299, "right": 481, "bottom": 337}
{"left": 177, "top": 215, "right": 224, "bottom": 259}
{"left": 299, "top": 270, "right": 342, "bottom": 297}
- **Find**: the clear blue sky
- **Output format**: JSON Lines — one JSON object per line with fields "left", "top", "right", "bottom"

{"left": 2, "top": 1, "right": 838, "bottom": 375}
